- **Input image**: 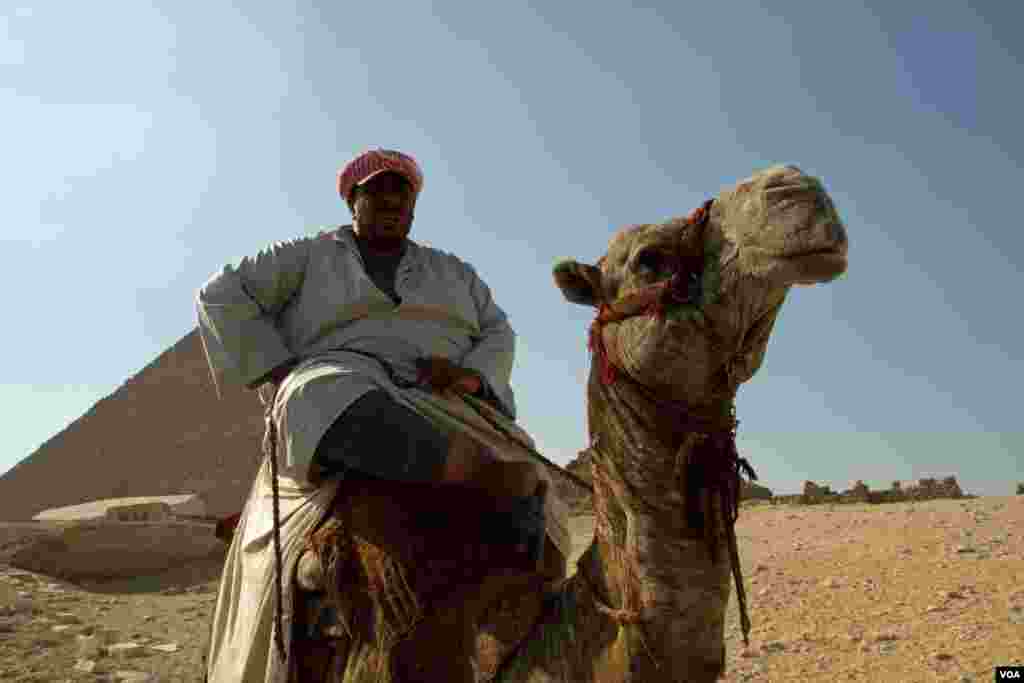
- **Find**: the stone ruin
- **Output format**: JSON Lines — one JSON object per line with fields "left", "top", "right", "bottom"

{"left": 774, "top": 475, "right": 966, "bottom": 506}
{"left": 800, "top": 480, "right": 835, "bottom": 504}
{"left": 889, "top": 476, "right": 964, "bottom": 502}
{"left": 104, "top": 501, "right": 173, "bottom": 523}
{"left": 11, "top": 494, "right": 223, "bottom": 580}
{"left": 32, "top": 493, "right": 208, "bottom": 522}
{"left": 742, "top": 480, "right": 774, "bottom": 501}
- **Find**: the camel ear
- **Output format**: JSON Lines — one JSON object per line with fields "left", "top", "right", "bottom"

{"left": 553, "top": 259, "right": 603, "bottom": 307}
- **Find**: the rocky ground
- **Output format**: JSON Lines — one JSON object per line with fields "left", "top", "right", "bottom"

{"left": 716, "top": 495, "right": 1024, "bottom": 682}
{"left": 1, "top": 495, "right": 1021, "bottom": 682}
{"left": 0, "top": 533, "right": 224, "bottom": 683}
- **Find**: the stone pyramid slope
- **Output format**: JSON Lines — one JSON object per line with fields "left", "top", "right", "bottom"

{"left": 0, "top": 330, "right": 264, "bottom": 521}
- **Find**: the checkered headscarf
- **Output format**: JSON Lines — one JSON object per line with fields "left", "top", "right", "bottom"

{"left": 338, "top": 149, "right": 424, "bottom": 203}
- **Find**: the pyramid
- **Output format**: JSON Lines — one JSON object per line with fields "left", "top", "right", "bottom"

{"left": 0, "top": 329, "right": 264, "bottom": 521}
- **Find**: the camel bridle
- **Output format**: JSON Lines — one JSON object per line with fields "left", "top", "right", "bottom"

{"left": 582, "top": 198, "right": 756, "bottom": 649}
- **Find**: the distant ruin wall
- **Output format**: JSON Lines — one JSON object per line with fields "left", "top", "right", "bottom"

{"left": 775, "top": 476, "right": 966, "bottom": 506}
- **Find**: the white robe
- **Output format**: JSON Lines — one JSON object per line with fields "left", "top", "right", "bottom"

{"left": 198, "top": 226, "right": 570, "bottom": 682}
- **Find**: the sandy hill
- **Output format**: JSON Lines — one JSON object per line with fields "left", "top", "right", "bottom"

{"left": 0, "top": 330, "right": 263, "bottom": 521}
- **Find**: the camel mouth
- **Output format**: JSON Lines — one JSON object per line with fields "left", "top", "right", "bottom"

{"left": 779, "top": 223, "right": 849, "bottom": 284}
{"left": 783, "top": 225, "right": 849, "bottom": 263}
{"left": 789, "top": 246, "right": 847, "bottom": 261}
{"left": 787, "top": 244, "right": 848, "bottom": 285}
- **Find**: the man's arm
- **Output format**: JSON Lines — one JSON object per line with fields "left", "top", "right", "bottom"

{"left": 458, "top": 262, "right": 517, "bottom": 419}
{"left": 196, "top": 237, "right": 312, "bottom": 397}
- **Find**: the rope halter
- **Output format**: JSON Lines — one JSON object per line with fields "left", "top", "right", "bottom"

{"left": 587, "top": 199, "right": 713, "bottom": 385}
{"left": 582, "top": 198, "right": 757, "bottom": 646}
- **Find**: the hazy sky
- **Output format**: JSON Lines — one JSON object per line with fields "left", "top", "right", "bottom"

{"left": 3, "top": 2, "right": 1021, "bottom": 496}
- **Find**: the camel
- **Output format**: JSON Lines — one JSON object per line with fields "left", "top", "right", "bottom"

{"left": 278, "top": 164, "right": 849, "bottom": 682}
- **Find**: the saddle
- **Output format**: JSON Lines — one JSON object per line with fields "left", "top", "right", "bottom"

{"left": 289, "top": 472, "right": 566, "bottom": 682}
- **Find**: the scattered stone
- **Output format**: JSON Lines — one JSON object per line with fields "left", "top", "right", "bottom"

{"left": 77, "top": 634, "right": 104, "bottom": 658}
{"left": 762, "top": 640, "right": 786, "bottom": 653}
{"left": 1009, "top": 606, "right": 1024, "bottom": 625}
{"left": 821, "top": 577, "right": 840, "bottom": 588}
{"left": 10, "top": 596, "right": 35, "bottom": 614}
{"left": 955, "top": 545, "right": 975, "bottom": 554}
{"left": 107, "top": 642, "right": 145, "bottom": 659}
{"left": 111, "top": 671, "right": 156, "bottom": 682}
{"left": 150, "top": 642, "right": 180, "bottom": 653}
{"left": 72, "top": 659, "right": 98, "bottom": 673}
{"left": 944, "top": 590, "right": 965, "bottom": 600}
{"left": 92, "top": 627, "right": 122, "bottom": 644}
{"left": 931, "top": 652, "right": 954, "bottom": 662}
{"left": 924, "top": 604, "right": 946, "bottom": 614}
{"left": 874, "top": 631, "right": 899, "bottom": 642}
{"left": 878, "top": 641, "right": 897, "bottom": 654}
{"left": 30, "top": 635, "right": 61, "bottom": 648}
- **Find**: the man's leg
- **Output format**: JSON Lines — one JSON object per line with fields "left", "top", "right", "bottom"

{"left": 310, "top": 390, "right": 561, "bottom": 573}
{"left": 312, "top": 390, "right": 541, "bottom": 504}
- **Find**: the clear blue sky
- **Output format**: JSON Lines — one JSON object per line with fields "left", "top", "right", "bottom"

{"left": 3, "top": 2, "right": 1021, "bottom": 496}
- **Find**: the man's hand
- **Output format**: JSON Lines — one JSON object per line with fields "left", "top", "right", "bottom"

{"left": 416, "top": 356, "right": 482, "bottom": 396}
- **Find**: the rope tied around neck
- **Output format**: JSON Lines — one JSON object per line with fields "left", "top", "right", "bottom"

{"left": 678, "top": 426, "right": 757, "bottom": 645}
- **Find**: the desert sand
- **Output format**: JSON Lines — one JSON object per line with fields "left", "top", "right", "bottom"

{"left": 1, "top": 495, "right": 1021, "bottom": 682}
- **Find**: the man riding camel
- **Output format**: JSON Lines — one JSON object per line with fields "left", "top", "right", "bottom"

{"left": 198, "top": 149, "right": 570, "bottom": 681}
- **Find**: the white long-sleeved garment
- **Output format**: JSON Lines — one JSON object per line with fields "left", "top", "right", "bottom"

{"left": 199, "top": 225, "right": 571, "bottom": 682}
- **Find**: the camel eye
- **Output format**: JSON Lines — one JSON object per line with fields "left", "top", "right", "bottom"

{"left": 635, "top": 248, "right": 666, "bottom": 274}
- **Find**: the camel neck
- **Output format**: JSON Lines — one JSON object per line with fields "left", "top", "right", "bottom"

{"left": 577, "top": 364, "right": 737, "bottom": 679}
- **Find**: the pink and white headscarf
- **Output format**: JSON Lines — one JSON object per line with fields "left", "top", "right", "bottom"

{"left": 337, "top": 149, "right": 424, "bottom": 203}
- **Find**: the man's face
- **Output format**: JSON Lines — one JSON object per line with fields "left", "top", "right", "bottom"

{"left": 350, "top": 172, "right": 415, "bottom": 251}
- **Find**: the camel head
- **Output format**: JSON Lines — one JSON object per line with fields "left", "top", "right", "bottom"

{"left": 554, "top": 165, "right": 848, "bottom": 404}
